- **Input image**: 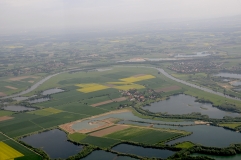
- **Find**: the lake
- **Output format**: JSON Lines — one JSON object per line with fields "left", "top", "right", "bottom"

{"left": 3, "top": 105, "right": 36, "bottom": 111}
{"left": 215, "top": 73, "right": 241, "bottom": 79}
{"left": 175, "top": 52, "right": 210, "bottom": 58}
{"left": 81, "top": 150, "right": 137, "bottom": 160}
{"left": 230, "top": 81, "right": 241, "bottom": 86}
{"left": 72, "top": 111, "right": 194, "bottom": 131}
{"left": 20, "top": 129, "right": 83, "bottom": 159}
{"left": 142, "top": 94, "right": 240, "bottom": 119}
{"left": 28, "top": 98, "right": 50, "bottom": 104}
{"left": 42, "top": 88, "right": 64, "bottom": 95}
{"left": 167, "top": 125, "right": 241, "bottom": 147}
{"left": 112, "top": 144, "right": 175, "bottom": 159}
{"left": 192, "top": 153, "right": 241, "bottom": 160}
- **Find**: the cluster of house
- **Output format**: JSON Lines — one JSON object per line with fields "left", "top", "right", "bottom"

{"left": 121, "top": 89, "right": 157, "bottom": 102}
{"left": 168, "top": 60, "right": 223, "bottom": 73}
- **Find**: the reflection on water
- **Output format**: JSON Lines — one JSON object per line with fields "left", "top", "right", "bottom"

{"left": 20, "top": 129, "right": 83, "bottom": 159}
{"left": 142, "top": 94, "right": 240, "bottom": 119}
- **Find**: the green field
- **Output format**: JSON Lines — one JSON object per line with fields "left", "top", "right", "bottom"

{"left": 0, "top": 133, "right": 42, "bottom": 160}
{"left": 68, "top": 133, "right": 87, "bottom": 142}
{"left": 219, "top": 123, "right": 241, "bottom": 129}
{"left": 80, "top": 136, "right": 120, "bottom": 148}
{"left": 105, "top": 127, "right": 182, "bottom": 144}
{"left": 175, "top": 141, "right": 195, "bottom": 149}
{"left": 0, "top": 110, "right": 14, "bottom": 117}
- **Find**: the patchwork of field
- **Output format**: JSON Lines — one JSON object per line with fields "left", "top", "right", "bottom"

{"left": 75, "top": 73, "right": 155, "bottom": 93}
{"left": 0, "top": 133, "right": 42, "bottom": 160}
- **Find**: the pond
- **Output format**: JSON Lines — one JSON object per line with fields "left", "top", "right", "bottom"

{"left": 20, "top": 129, "right": 83, "bottom": 159}
{"left": 28, "top": 98, "right": 50, "bottom": 104}
{"left": 112, "top": 144, "right": 175, "bottom": 159}
{"left": 167, "top": 125, "right": 241, "bottom": 147}
{"left": 42, "top": 88, "right": 64, "bottom": 95}
{"left": 215, "top": 73, "right": 241, "bottom": 79}
{"left": 81, "top": 150, "right": 137, "bottom": 160}
{"left": 192, "top": 153, "right": 241, "bottom": 160}
{"left": 142, "top": 94, "right": 240, "bottom": 119}
{"left": 230, "top": 81, "right": 241, "bottom": 86}
{"left": 3, "top": 105, "right": 36, "bottom": 111}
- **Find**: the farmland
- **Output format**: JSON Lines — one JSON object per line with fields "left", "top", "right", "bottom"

{"left": 0, "top": 133, "right": 42, "bottom": 160}
{"left": 80, "top": 136, "right": 121, "bottom": 148}
{"left": 175, "top": 142, "right": 195, "bottom": 149}
{"left": 105, "top": 127, "right": 183, "bottom": 144}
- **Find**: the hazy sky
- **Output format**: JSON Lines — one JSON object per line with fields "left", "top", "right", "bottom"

{"left": 1, "top": 0, "right": 241, "bottom": 34}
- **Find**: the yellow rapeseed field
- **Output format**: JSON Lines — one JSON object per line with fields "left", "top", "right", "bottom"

{"left": 114, "top": 84, "right": 145, "bottom": 91}
{"left": 0, "top": 142, "right": 24, "bottom": 160}
{"left": 120, "top": 75, "right": 155, "bottom": 83}
{"left": 77, "top": 84, "right": 109, "bottom": 93}
{"left": 76, "top": 75, "right": 155, "bottom": 93}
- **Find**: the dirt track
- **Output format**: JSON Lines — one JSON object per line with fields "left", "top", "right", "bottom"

{"left": 155, "top": 86, "right": 181, "bottom": 93}
{"left": 89, "top": 125, "right": 129, "bottom": 137}
{"left": 91, "top": 97, "right": 127, "bottom": 107}
{"left": 9, "top": 76, "right": 38, "bottom": 81}
{"left": 5, "top": 86, "right": 18, "bottom": 90}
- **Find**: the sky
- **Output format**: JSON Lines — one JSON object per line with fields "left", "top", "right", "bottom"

{"left": 1, "top": 0, "right": 241, "bottom": 34}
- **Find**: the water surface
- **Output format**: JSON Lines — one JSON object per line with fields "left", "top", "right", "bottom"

{"left": 28, "top": 98, "right": 50, "bottom": 104}
{"left": 192, "top": 153, "right": 241, "bottom": 160}
{"left": 215, "top": 73, "right": 241, "bottom": 79}
{"left": 3, "top": 105, "right": 35, "bottom": 111}
{"left": 112, "top": 144, "right": 175, "bottom": 159}
{"left": 20, "top": 129, "right": 83, "bottom": 159}
{"left": 72, "top": 111, "right": 194, "bottom": 131}
{"left": 142, "top": 94, "right": 240, "bottom": 119}
{"left": 175, "top": 52, "right": 210, "bottom": 58}
{"left": 81, "top": 150, "right": 137, "bottom": 160}
{"left": 167, "top": 125, "right": 241, "bottom": 147}
{"left": 42, "top": 88, "right": 64, "bottom": 95}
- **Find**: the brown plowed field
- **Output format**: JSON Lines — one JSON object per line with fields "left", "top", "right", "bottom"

{"left": 9, "top": 76, "right": 38, "bottom": 81}
{"left": 91, "top": 97, "right": 127, "bottom": 107}
{"left": 0, "top": 92, "right": 6, "bottom": 97}
{"left": 0, "top": 116, "right": 14, "bottom": 122}
{"left": 89, "top": 125, "right": 129, "bottom": 137}
{"left": 5, "top": 86, "right": 18, "bottom": 90}
{"left": 155, "top": 86, "right": 181, "bottom": 93}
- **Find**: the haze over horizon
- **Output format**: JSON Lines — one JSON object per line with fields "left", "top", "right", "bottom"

{"left": 1, "top": 0, "right": 241, "bottom": 34}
